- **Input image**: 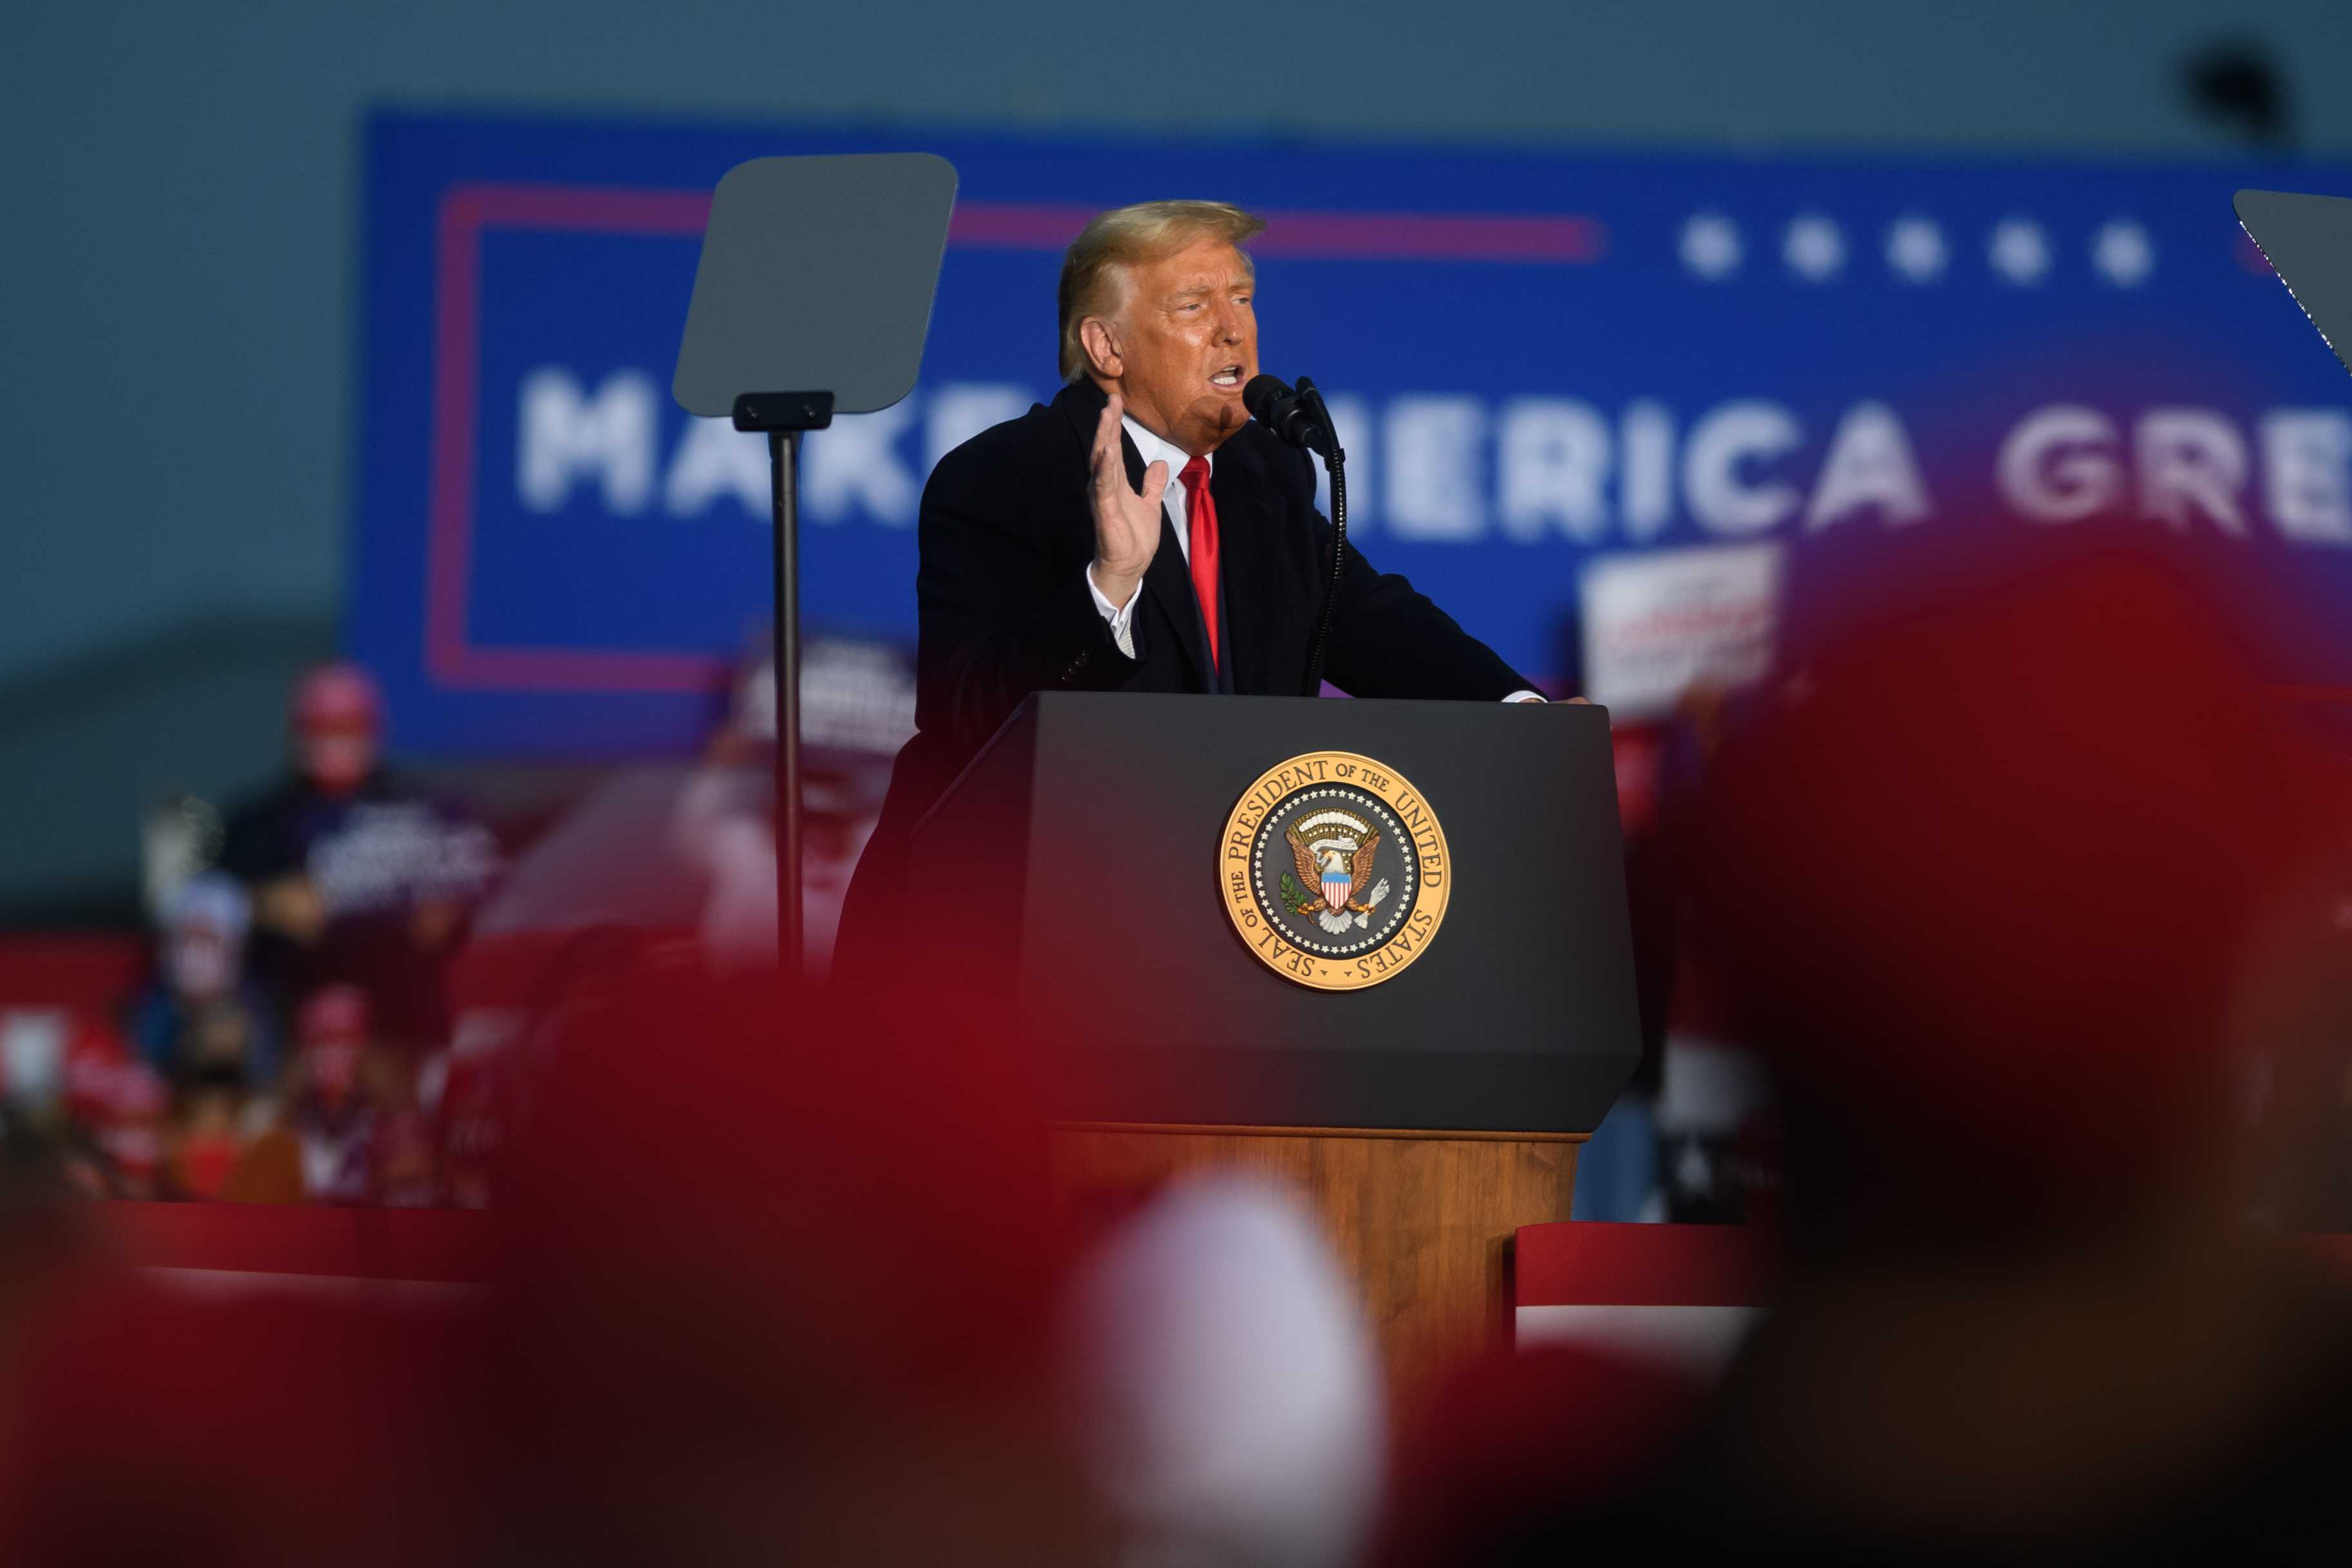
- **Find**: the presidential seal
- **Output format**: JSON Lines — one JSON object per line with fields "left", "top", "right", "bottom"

{"left": 1218, "top": 750, "right": 1451, "bottom": 991}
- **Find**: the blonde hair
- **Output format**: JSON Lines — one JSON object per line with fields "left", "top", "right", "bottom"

{"left": 1057, "top": 201, "right": 1266, "bottom": 381}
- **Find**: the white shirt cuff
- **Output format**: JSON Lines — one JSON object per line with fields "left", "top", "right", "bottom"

{"left": 1503, "top": 689, "right": 1545, "bottom": 703}
{"left": 1087, "top": 562, "right": 1142, "bottom": 659}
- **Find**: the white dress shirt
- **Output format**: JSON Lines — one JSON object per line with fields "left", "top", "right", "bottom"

{"left": 1086, "top": 413, "right": 1542, "bottom": 701}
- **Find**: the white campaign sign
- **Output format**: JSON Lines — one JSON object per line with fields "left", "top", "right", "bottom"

{"left": 1580, "top": 542, "right": 1783, "bottom": 720}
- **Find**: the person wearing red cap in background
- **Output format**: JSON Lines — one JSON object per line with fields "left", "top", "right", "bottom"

{"left": 223, "top": 984, "right": 395, "bottom": 1205}
{"left": 88, "top": 1060, "right": 169, "bottom": 1202}
{"left": 290, "top": 985, "right": 382, "bottom": 1203}
{"left": 49, "top": 1019, "right": 174, "bottom": 1201}
{"left": 218, "top": 663, "right": 498, "bottom": 1068}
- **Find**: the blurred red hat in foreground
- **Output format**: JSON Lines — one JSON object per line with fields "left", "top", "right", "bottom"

{"left": 1686, "top": 533, "right": 2338, "bottom": 1219}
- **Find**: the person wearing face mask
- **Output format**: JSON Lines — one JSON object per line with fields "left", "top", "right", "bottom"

{"left": 838, "top": 201, "right": 1549, "bottom": 985}
{"left": 218, "top": 663, "right": 498, "bottom": 1052}
{"left": 126, "top": 871, "right": 282, "bottom": 1088}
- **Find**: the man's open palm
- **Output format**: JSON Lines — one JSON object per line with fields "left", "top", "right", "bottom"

{"left": 1088, "top": 393, "right": 1168, "bottom": 607}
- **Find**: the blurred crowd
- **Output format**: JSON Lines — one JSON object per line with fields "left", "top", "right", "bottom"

{"left": 0, "top": 536, "right": 2348, "bottom": 1563}
{"left": 25, "top": 663, "right": 498, "bottom": 1206}
{"left": 10, "top": 640, "right": 906, "bottom": 1211}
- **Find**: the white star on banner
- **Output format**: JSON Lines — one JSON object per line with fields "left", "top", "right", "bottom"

{"left": 1988, "top": 216, "right": 2052, "bottom": 286}
{"left": 1884, "top": 213, "right": 1947, "bottom": 282}
{"left": 1783, "top": 213, "right": 1845, "bottom": 282}
{"left": 2092, "top": 217, "right": 2155, "bottom": 287}
{"left": 1680, "top": 211, "right": 1743, "bottom": 281}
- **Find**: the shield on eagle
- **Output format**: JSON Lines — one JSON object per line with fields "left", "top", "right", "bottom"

{"left": 1285, "top": 810, "right": 1382, "bottom": 928}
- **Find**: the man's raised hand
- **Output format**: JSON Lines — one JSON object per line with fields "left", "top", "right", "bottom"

{"left": 1087, "top": 393, "right": 1168, "bottom": 609}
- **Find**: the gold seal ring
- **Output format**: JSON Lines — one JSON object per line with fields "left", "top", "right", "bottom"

{"left": 1216, "top": 750, "right": 1451, "bottom": 992}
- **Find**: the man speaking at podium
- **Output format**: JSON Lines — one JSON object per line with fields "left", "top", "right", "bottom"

{"left": 838, "top": 199, "right": 1545, "bottom": 983}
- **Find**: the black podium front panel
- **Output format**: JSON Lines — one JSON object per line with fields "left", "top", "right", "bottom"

{"left": 911, "top": 694, "right": 1640, "bottom": 1133}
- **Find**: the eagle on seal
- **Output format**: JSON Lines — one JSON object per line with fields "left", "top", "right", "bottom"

{"left": 1284, "top": 817, "right": 1382, "bottom": 921}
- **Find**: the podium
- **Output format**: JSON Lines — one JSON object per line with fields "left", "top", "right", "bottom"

{"left": 910, "top": 692, "right": 1642, "bottom": 1387}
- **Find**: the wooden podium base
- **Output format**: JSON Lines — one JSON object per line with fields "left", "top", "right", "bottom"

{"left": 1047, "top": 1124, "right": 1582, "bottom": 1402}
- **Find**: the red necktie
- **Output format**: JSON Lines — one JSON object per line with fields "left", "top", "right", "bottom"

{"left": 1181, "top": 456, "right": 1221, "bottom": 673}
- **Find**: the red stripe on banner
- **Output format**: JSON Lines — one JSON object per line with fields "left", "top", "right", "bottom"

{"left": 103, "top": 1201, "right": 500, "bottom": 1284}
{"left": 433, "top": 182, "right": 712, "bottom": 235}
{"left": 427, "top": 644, "right": 732, "bottom": 692}
{"left": 424, "top": 184, "right": 490, "bottom": 687}
{"left": 1256, "top": 209, "right": 1607, "bottom": 262}
{"left": 1514, "top": 1222, "right": 1772, "bottom": 1309}
{"left": 946, "top": 202, "right": 1095, "bottom": 248}
{"left": 950, "top": 201, "right": 1606, "bottom": 262}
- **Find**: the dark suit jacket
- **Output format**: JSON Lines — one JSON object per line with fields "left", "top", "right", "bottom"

{"left": 834, "top": 378, "right": 1535, "bottom": 984}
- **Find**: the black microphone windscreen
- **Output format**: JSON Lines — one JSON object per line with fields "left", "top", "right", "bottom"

{"left": 1242, "top": 375, "right": 1293, "bottom": 426}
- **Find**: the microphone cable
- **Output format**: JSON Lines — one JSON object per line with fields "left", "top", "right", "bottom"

{"left": 1296, "top": 376, "right": 1345, "bottom": 696}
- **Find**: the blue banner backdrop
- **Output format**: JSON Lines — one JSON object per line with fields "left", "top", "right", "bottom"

{"left": 355, "top": 112, "right": 2352, "bottom": 756}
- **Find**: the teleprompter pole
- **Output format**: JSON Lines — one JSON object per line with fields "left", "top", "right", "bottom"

{"left": 737, "top": 391, "right": 834, "bottom": 977}
{"left": 672, "top": 152, "right": 956, "bottom": 974}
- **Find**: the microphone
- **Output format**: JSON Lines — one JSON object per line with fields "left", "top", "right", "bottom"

{"left": 1244, "top": 373, "right": 1349, "bottom": 695}
{"left": 1244, "top": 375, "right": 1338, "bottom": 462}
